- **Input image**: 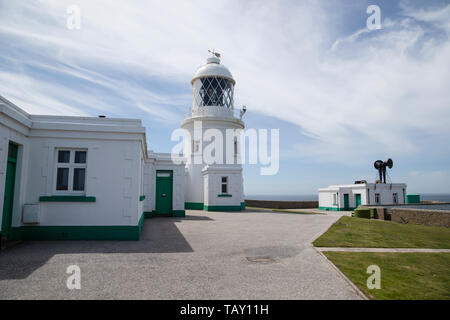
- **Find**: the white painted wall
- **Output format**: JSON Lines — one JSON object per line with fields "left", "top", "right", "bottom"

{"left": 367, "top": 183, "right": 407, "bottom": 206}
{"left": 202, "top": 165, "right": 243, "bottom": 207}
{"left": 143, "top": 157, "right": 155, "bottom": 213}
{"left": 25, "top": 138, "right": 144, "bottom": 226}
{"left": 318, "top": 188, "right": 338, "bottom": 208}
{"left": 181, "top": 118, "right": 244, "bottom": 206}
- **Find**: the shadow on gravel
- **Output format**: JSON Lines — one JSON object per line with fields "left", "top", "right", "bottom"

{"left": 0, "top": 215, "right": 212, "bottom": 280}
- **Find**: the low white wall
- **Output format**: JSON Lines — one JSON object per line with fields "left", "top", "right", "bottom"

{"left": 184, "top": 163, "right": 204, "bottom": 204}
{"left": 318, "top": 190, "right": 336, "bottom": 208}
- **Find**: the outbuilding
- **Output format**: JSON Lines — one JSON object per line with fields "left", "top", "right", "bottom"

{"left": 318, "top": 182, "right": 407, "bottom": 211}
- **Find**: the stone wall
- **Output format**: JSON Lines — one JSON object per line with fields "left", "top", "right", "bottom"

{"left": 361, "top": 203, "right": 450, "bottom": 212}
{"left": 245, "top": 200, "right": 318, "bottom": 209}
{"left": 390, "top": 208, "right": 450, "bottom": 228}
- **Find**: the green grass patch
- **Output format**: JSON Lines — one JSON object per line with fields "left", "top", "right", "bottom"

{"left": 245, "top": 206, "right": 274, "bottom": 211}
{"left": 324, "top": 252, "right": 450, "bottom": 300}
{"left": 314, "top": 216, "right": 450, "bottom": 248}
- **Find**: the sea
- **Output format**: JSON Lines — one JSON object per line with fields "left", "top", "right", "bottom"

{"left": 245, "top": 194, "right": 450, "bottom": 202}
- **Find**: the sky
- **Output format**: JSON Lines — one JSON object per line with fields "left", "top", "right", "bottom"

{"left": 0, "top": 0, "right": 449, "bottom": 195}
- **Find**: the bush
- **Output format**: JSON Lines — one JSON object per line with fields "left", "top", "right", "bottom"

{"left": 354, "top": 208, "right": 371, "bottom": 219}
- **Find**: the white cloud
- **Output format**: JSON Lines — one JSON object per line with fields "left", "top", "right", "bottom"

{"left": 0, "top": 0, "right": 448, "bottom": 164}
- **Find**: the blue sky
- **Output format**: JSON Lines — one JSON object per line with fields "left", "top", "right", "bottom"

{"left": 0, "top": 0, "right": 449, "bottom": 195}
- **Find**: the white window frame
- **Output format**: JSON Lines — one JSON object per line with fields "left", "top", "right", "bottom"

{"left": 221, "top": 176, "right": 228, "bottom": 194}
{"left": 54, "top": 149, "right": 87, "bottom": 195}
{"left": 375, "top": 193, "right": 380, "bottom": 205}
{"left": 193, "top": 140, "right": 200, "bottom": 153}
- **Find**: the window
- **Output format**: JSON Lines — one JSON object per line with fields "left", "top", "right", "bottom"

{"left": 196, "top": 77, "right": 234, "bottom": 108}
{"left": 157, "top": 172, "right": 171, "bottom": 178}
{"left": 221, "top": 177, "right": 228, "bottom": 194}
{"left": 55, "top": 149, "right": 87, "bottom": 193}
{"left": 193, "top": 140, "right": 200, "bottom": 153}
{"left": 234, "top": 137, "right": 238, "bottom": 156}
{"left": 332, "top": 193, "right": 337, "bottom": 205}
{"left": 375, "top": 193, "right": 380, "bottom": 204}
{"left": 393, "top": 193, "right": 398, "bottom": 204}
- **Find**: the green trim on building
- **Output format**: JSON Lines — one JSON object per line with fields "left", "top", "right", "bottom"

{"left": 138, "top": 212, "right": 145, "bottom": 235}
{"left": 185, "top": 202, "right": 204, "bottom": 210}
{"left": 204, "top": 205, "right": 242, "bottom": 212}
{"left": 144, "top": 210, "right": 185, "bottom": 218}
{"left": 173, "top": 210, "right": 186, "bottom": 217}
{"left": 319, "top": 206, "right": 356, "bottom": 212}
{"left": 39, "top": 196, "right": 96, "bottom": 202}
{"left": 217, "top": 194, "right": 232, "bottom": 197}
{"left": 8, "top": 212, "right": 146, "bottom": 241}
{"left": 406, "top": 194, "right": 421, "bottom": 204}
{"left": 2, "top": 142, "right": 18, "bottom": 239}
{"left": 139, "top": 195, "right": 146, "bottom": 201}
{"left": 185, "top": 202, "right": 245, "bottom": 211}
{"left": 9, "top": 224, "right": 142, "bottom": 241}
{"left": 144, "top": 211, "right": 156, "bottom": 219}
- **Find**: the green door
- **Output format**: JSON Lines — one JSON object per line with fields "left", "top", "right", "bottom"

{"left": 155, "top": 170, "right": 173, "bottom": 215}
{"left": 2, "top": 142, "right": 18, "bottom": 239}
{"left": 343, "top": 194, "right": 349, "bottom": 210}
{"left": 355, "top": 194, "right": 361, "bottom": 208}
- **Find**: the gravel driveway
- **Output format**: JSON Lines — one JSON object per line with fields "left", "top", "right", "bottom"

{"left": 0, "top": 209, "right": 363, "bottom": 299}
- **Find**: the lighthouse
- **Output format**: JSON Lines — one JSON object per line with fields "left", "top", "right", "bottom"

{"left": 182, "top": 52, "right": 246, "bottom": 211}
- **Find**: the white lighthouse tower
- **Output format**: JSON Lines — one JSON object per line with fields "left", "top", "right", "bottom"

{"left": 182, "top": 52, "right": 246, "bottom": 211}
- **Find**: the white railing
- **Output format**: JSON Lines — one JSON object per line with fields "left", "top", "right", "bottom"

{"left": 184, "top": 106, "right": 242, "bottom": 120}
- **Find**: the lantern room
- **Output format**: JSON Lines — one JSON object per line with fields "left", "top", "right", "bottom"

{"left": 191, "top": 55, "right": 235, "bottom": 112}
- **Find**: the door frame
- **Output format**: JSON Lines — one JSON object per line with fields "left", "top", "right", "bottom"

{"left": 343, "top": 193, "right": 349, "bottom": 210}
{"left": 2, "top": 142, "right": 19, "bottom": 239}
{"left": 355, "top": 193, "right": 362, "bottom": 208}
{"left": 155, "top": 170, "right": 173, "bottom": 215}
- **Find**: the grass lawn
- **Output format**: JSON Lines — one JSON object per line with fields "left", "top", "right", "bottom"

{"left": 323, "top": 252, "right": 450, "bottom": 300}
{"left": 314, "top": 216, "right": 450, "bottom": 248}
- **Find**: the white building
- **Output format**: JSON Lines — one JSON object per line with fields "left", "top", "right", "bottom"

{"left": 0, "top": 54, "right": 245, "bottom": 241}
{"left": 182, "top": 54, "right": 245, "bottom": 212}
{"left": 318, "top": 182, "right": 407, "bottom": 211}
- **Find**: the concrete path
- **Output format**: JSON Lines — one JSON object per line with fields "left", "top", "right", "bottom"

{"left": 316, "top": 247, "right": 450, "bottom": 253}
{"left": 280, "top": 208, "right": 353, "bottom": 216}
{"left": 0, "top": 209, "right": 363, "bottom": 300}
